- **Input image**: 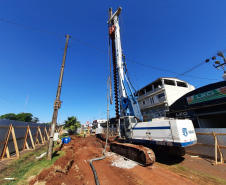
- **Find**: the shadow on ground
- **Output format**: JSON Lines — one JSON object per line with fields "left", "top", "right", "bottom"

{"left": 155, "top": 153, "right": 185, "bottom": 165}
{"left": 52, "top": 151, "right": 60, "bottom": 158}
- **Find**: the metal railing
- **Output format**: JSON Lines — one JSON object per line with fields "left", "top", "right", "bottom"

{"left": 138, "top": 87, "right": 163, "bottom": 100}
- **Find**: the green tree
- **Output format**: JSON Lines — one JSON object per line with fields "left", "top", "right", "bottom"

{"left": 14, "top": 113, "right": 33, "bottom": 122}
{"left": 0, "top": 113, "right": 16, "bottom": 120}
{"left": 63, "top": 116, "right": 81, "bottom": 131}
{"left": 43, "top": 122, "right": 52, "bottom": 125}
{"left": 31, "top": 117, "right": 39, "bottom": 123}
{"left": 0, "top": 113, "right": 34, "bottom": 122}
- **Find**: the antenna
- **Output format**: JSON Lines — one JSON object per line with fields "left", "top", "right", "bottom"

{"left": 24, "top": 95, "right": 29, "bottom": 113}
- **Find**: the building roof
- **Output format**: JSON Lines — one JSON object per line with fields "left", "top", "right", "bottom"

{"left": 138, "top": 77, "right": 188, "bottom": 91}
{"left": 169, "top": 80, "right": 226, "bottom": 112}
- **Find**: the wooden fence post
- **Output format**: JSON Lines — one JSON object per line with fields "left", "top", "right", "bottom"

{"left": 48, "top": 127, "right": 51, "bottom": 137}
{"left": 43, "top": 127, "right": 45, "bottom": 141}
{"left": 60, "top": 127, "right": 63, "bottom": 135}
{"left": 6, "top": 147, "right": 10, "bottom": 159}
{"left": 45, "top": 127, "right": 49, "bottom": 140}
{"left": 23, "top": 125, "right": 29, "bottom": 150}
{"left": 38, "top": 127, "right": 44, "bottom": 145}
{"left": 212, "top": 132, "right": 224, "bottom": 164}
{"left": 35, "top": 127, "right": 40, "bottom": 145}
{"left": 11, "top": 126, "right": 19, "bottom": 158}
{"left": 1, "top": 125, "right": 12, "bottom": 159}
{"left": 28, "top": 126, "right": 35, "bottom": 149}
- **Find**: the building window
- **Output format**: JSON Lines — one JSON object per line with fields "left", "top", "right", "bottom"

{"left": 143, "top": 100, "right": 145, "bottom": 105}
{"left": 177, "top": 81, "right": 187, "bottom": 87}
{"left": 157, "top": 92, "right": 166, "bottom": 102}
{"left": 157, "top": 92, "right": 165, "bottom": 99}
{"left": 164, "top": 79, "right": 175, "bottom": 86}
{"left": 150, "top": 97, "right": 154, "bottom": 104}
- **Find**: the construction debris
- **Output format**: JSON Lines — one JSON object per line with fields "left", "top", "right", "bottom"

{"left": 4, "top": 178, "right": 18, "bottom": 180}
{"left": 106, "top": 152, "right": 137, "bottom": 169}
{"left": 36, "top": 152, "right": 47, "bottom": 159}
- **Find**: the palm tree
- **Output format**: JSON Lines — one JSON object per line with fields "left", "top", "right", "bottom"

{"left": 63, "top": 116, "right": 81, "bottom": 131}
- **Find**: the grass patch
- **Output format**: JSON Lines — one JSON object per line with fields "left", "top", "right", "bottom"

{"left": 62, "top": 133, "right": 69, "bottom": 137}
{"left": 59, "top": 133, "right": 69, "bottom": 139}
{"left": 156, "top": 162, "right": 226, "bottom": 185}
{"left": 0, "top": 144, "right": 65, "bottom": 185}
{"left": 59, "top": 133, "right": 82, "bottom": 139}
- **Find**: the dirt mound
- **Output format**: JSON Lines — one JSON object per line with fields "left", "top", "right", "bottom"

{"left": 29, "top": 136, "right": 103, "bottom": 185}
{"left": 30, "top": 135, "right": 196, "bottom": 185}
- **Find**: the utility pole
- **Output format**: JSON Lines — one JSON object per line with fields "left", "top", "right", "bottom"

{"left": 212, "top": 51, "right": 226, "bottom": 80}
{"left": 46, "top": 35, "right": 71, "bottom": 161}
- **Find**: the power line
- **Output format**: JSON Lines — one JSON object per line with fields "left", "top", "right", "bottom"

{"left": 0, "top": 18, "right": 64, "bottom": 36}
{"left": 0, "top": 95, "right": 25, "bottom": 110}
{"left": 0, "top": 95, "right": 48, "bottom": 123}
{"left": 87, "top": 108, "right": 115, "bottom": 124}
{"left": 71, "top": 37, "right": 108, "bottom": 53}
{"left": 0, "top": 18, "right": 219, "bottom": 81}
{"left": 177, "top": 49, "right": 226, "bottom": 78}
{"left": 125, "top": 58, "right": 219, "bottom": 81}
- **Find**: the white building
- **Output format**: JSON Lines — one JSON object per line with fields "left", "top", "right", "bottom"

{"left": 137, "top": 77, "right": 195, "bottom": 121}
{"left": 93, "top": 119, "right": 107, "bottom": 129}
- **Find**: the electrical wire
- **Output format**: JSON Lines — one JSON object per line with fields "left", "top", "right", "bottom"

{"left": 125, "top": 58, "right": 219, "bottom": 81}
{"left": 71, "top": 37, "right": 108, "bottom": 53}
{"left": 0, "top": 95, "right": 48, "bottom": 123}
{"left": 0, "top": 18, "right": 221, "bottom": 81}
{"left": 87, "top": 109, "right": 115, "bottom": 124}
{"left": 0, "top": 18, "right": 64, "bottom": 36}
{"left": 0, "top": 95, "right": 25, "bottom": 110}
{"left": 177, "top": 49, "right": 226, "bottom": 78}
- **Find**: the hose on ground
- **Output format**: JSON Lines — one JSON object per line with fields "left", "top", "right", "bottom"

{"left": 89, "top": 125, "right": 108, "bottom": 185}
{"left": 89, "top": 103, "right": 109, "bottom": 184}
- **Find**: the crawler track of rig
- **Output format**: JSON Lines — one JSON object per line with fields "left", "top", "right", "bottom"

{"left": 110, "top": 142, "right": 156, "bottom": 166}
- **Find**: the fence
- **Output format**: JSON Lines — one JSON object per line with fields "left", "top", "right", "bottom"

{"left": 0, "top": 119, "right": 63, "bottom": 160}
{"left": 186, "top": 128, "right": 226, "bottom": 164}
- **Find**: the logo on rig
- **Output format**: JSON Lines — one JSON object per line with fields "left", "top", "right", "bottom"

{"left": 182, "top": 128, "right": 188, "bottom": 137}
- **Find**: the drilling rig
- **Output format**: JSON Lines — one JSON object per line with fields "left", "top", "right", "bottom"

{"left": 105, "top": 7, "right": 197, "bottom": 166}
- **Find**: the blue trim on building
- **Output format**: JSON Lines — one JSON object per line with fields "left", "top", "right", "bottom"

{"left": 131, "top": 138, "right": 197, "bottom": 147}
{"left": 132, "top": 126, "right": 170, "bottom": 130}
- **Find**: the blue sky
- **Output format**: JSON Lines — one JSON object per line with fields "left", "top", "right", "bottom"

{"left": 1, "top": 0, "right": 226, "bottom": 125}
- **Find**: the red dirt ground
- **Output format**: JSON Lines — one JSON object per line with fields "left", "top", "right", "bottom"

{"left": 30, "top": 136, "right": 197, "bottom": 185}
